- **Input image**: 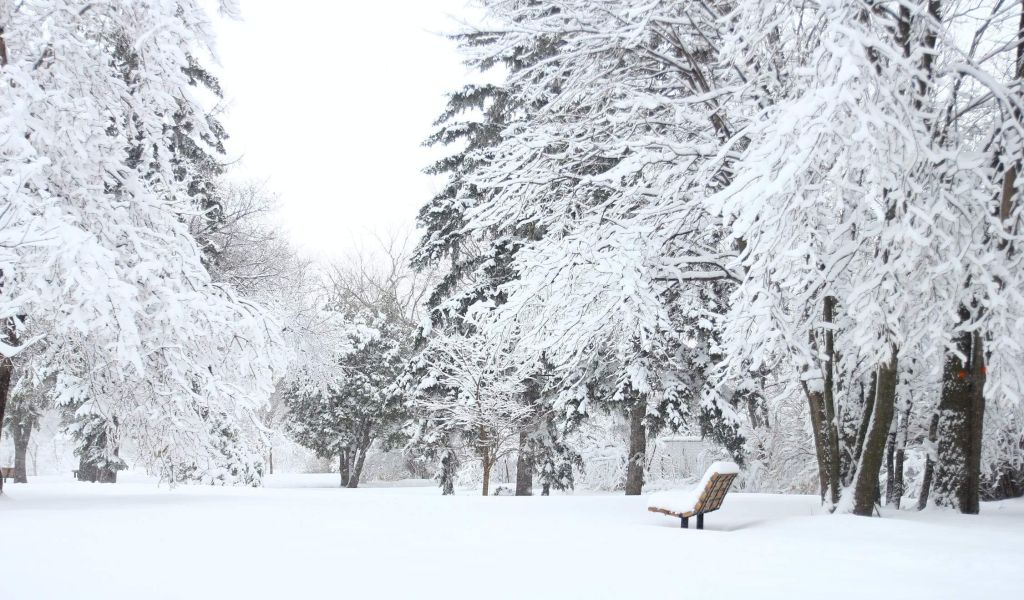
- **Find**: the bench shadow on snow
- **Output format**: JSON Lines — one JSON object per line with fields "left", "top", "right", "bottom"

{"left": 648, "top": 515, "right": 774, "bottom": 532}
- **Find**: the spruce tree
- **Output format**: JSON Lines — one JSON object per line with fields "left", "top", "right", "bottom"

{"left": 409, "top": 27, "right": 577, "bottom": 495}
{"left": 286, "top": 289, "right": 411, "bottom": 488}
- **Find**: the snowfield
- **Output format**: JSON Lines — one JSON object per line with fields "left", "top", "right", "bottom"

{"left": 2, "top": 475, "right": 1021, "bottom": 599}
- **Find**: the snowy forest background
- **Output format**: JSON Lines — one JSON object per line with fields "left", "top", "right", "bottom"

{"left": 2, "top": 0, "right": 1024, "bottom": 518}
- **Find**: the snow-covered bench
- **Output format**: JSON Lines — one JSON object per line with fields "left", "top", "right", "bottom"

{"left": 0, "top": 466, "right": 14, "bottom": 483}
{"left": 647, "top": 461, "right": 739, "bottom": 529}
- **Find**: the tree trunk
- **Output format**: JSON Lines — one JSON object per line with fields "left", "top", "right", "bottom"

{"left": 440, "top": 442, "right": 456, "bottom": 496}
{"left": 996, "top": 0, "right": 1022, "bottom": 254}
{"left": 891, "top": 434, "right": 906, "bottom": 509}
{"left": 884, "top": 418, "right": 897, "bottom": 506}
{"left": 0, "top": 332, "right": 13, "bottom": 495}
{"left": 624, "top": 400, "right": 646, "bottom": 495}
{"left": 852, "top": 353, "right": 898, "bottom": 516}
{"left": 12, "top": 416, "right": 33, "bottom": 483}
{"left": 934, "top": 319, "right": 985, "bottom": 514}
{"left": 13, "top": 433, "right": 28, "bottom": 483}
{"left": 0, "top": 36, "right": 14, "bottom": 496}
{"left": 78, "top": 458, "right": 95, "bottom": 483}
{"left": 339, "top": 451, "right": 350, "bottom": 488}
{"left": 0, "top": 22, "right": 8, "bottom": 67}
{"left": 481, "top": 452, "right": 491, "bottom": 497}
{"left": 515, "top": 430, "right": 534, "bottom": 496}
{"left": 917, "top": 413, "right": 940, "bottom": 510}
{"left": 746, "top": 399, "right": 763, "bottom": 429}
{"left": 268, "top": 447, "right": 274, "bottom": 476}
{"left": 347, "top": 444, "right": 370, "bottom": 489}
{"left": 801, "top": 383, "right": 830, "bottom": 503}
{"left": 478, "top": 424, "right": 492, "bottom": 496}
{"left": 841, "top": 382, "right": 865, "bottom": 485}
{"left": 821, "top": 296, "right": 842, "bottom": 506}
{"left": 966, "top": 332, "right": 986, "bottom": 513}
{"left": 889, "top": 402, "right": 911, "bottom": 509}
{"left": 853, "top": 372, "right": 877, "bottom": 467}
{"left": 29, "top": 442, "right": 38, "bottom": 477}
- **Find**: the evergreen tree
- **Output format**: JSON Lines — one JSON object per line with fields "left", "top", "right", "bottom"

{"left": 285, "top": 242, "right": 424, "bottom": 489}
{"left": 409, "top": 23, "right": 581, "bottom": 495}
{"left": 425, "top": 0, "right": 745, "bottom": 495}
{"left": 286, "top": 309, "right": 410, "bottom": 488}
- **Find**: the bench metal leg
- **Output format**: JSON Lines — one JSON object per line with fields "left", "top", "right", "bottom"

{"left": 680, "top": 516, "right": 688, "bottom": 529}
{"left": 697, "top": 513, "right": 704, "bottom": 530}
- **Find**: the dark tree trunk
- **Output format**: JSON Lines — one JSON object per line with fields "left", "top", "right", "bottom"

{"left": 0, "top": 328, "right": 14, "bottom": 495}
{"left": 802, "top": 384, "right": 830, "bottom": 503}
{"left": 795, "top": 298, "right": 845, "bottom": 505}
{"left": 0, "top": 22, "right": 8, "bottom": 67}
{"left": 440, "top": 448, "right": 456, "bottom": 496}
{"left": 917, "top": 413, "right": 940, "bottom": 510}
{"left": 997, "top": 0, "right": 1022, "bottom": 254}
{"left": 12, "top": 414, "right": 34, "bottom": 483}
{"left": 481, "top": 453, "right": 492, "bottom": 497}
{"left": 478, "top": 425, "right": 493, "bottom": 496}
{"left": 268, "top": 448, "right": 274, "bottom": 476}
{"left": 346, "top": 452, "right": 362, "bottom": 489}
{"left": 0, "top": 37, "right": 15, "bottom": 496}
{"left": 884, "top": 418, "right": 897, "bottom": 506}
{"left": 746, "top": 400, "right": 763, "bottom": 429}
{"left": 966, "top": 332, "right": 986, "bottom": 513}
{"left": 821, "top": 296, "right": 842, "bottom": 506}
{"left": 0, "top": 34, "right": 12, "bottom": 496}
{"left": 339, "top": 451, "right": 350, "bottom": 488}
{"left": 841, "top": 382, "right": 866, "bottom": 486}
{"left": 853, "top": 372, "right": 877, "bottom": 467}
{"left": 891, "top": 437, "right": 906, "bottom": 509}
{"left": 889, "top": 402, "right": 911, "bottom": 509}
{"left": 347, "top": 442, "right": 371, "bottom": 489}
{"left": 935, "top": 320, "right": 985, "bottom": 514}
{"left": 515, "top": 430, "right": 534, "bottom": 496}
{"left": 624, "top": 400, "right": 646, "bottom": 495}
{"left": 78, "top": 458, "right": 95, "bottom": 483}
{"left": 852, "top": 353, "right": 898, "bottom": 516}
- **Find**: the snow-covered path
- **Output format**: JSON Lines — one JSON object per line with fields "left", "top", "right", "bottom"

{"left": 2, "top": 475, "right": 1021, "bottom": 599}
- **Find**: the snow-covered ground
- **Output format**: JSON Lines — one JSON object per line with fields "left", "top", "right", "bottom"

{"left": 2, "top": 474, "right": 1021, "bottom": 599}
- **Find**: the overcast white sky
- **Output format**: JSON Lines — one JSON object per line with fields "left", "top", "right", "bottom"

{"left": 212, "top": 1, "right": 481, "bottom": 260}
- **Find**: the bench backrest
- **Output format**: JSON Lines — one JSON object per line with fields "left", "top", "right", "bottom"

{"left": 694, "top": 472, "right": 737, "bottom": 514}
{"left": 0, "top": 467, "right": 15, "bottom": 478}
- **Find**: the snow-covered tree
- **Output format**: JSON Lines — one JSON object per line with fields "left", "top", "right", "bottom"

{"left": 409, "top": 329, "right": 535, "bottom": 496}
{"left": 709, "top": 0, "right": 1024, "bottom": 513}
{"left": 0, "top": 0, "right": 282, "bottom": 489}
{"left": 434, "top": 0, "right": 744, "bottom": 495}
{"left": 285, "top": 237, "right": 428, "bottom": 488}
{"left": 417, "top": 0, "right": 1024, "bottom": 511}
{"left": 411, "top": 19, "right": 592, "bottom": 496}
{"left": 285, "top": 308, "right": 409, "bottom": 489}
{"left": 1, "top": 370, "right": 48, "bottom": 484}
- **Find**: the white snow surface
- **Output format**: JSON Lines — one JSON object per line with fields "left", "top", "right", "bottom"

{"left": 1, "top": 473, "right": 1022, "bottom": 599}
{"left": 647, "top": 461, "right": 739, "bottom": 513}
